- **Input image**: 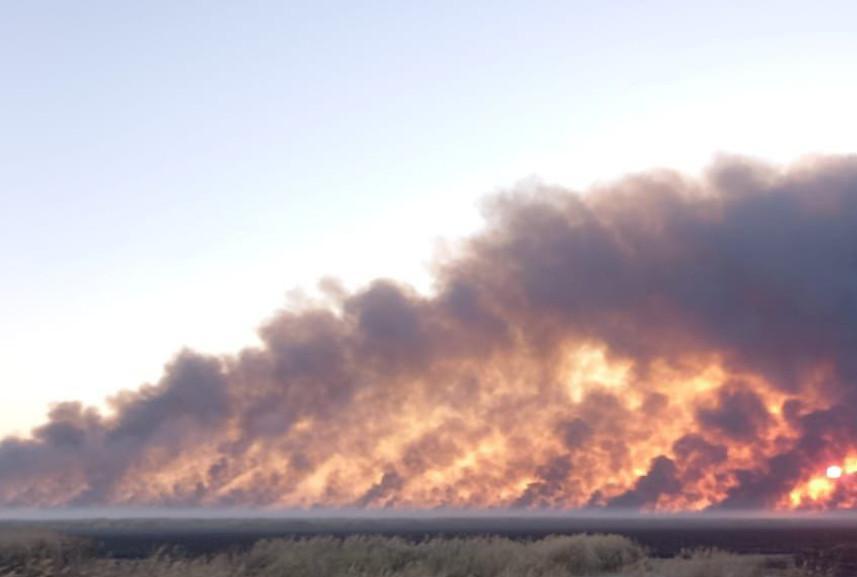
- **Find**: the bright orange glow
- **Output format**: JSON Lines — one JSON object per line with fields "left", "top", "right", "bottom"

{"left": 0, "top": 339, "right": 844, "bottom": 510}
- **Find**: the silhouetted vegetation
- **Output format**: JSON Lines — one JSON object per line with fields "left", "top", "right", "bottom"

{"left": 0, "top": 529, "right": 831, "bottom": 576}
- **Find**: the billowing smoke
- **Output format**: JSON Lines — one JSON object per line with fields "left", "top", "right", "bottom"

{"left": 3, "top": 155, "right": 857, "bottom": 511}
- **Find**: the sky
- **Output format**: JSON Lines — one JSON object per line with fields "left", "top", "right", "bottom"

{"left": 2, "top": 0, "right": 857, "bottom": 446}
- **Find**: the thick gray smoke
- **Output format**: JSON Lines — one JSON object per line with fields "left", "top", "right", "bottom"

{"left": 2, "top": 155, "right": 857, "bottom": 510}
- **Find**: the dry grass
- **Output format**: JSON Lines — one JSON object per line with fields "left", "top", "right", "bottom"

{"left": 640, "top": 548, "right": 827, "bottom": 577}
{"left": 0, "top": 530, "right": 828, "bottom": 577}
{"left": 0, "top": 528, "right": 94, "bottom": 576}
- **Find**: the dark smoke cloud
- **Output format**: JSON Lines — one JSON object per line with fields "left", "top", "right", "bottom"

{"left": 3, "top": 155, "right": 857, "bottom": 510}
{"left": 697, "top": 386, "right": 771, "bottom": 441}
{"left": 607, "top": 456, "right": 681, "bottom": 509}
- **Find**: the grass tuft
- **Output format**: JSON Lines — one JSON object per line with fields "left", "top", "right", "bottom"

{"left": 0, "top": 530, "right": 828, "bottom": 576}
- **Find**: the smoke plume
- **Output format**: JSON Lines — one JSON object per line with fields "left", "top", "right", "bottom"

{"left": 3, "top": 155, "right": 857, "bottom": 511}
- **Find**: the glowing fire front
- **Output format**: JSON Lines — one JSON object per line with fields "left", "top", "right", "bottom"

{"left": 0, "top": 341, "right": 840, "bottom": 510}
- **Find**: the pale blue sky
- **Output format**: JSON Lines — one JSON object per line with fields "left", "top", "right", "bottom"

{"left": 2, "top": 1, "right": 856, "bottom": 436}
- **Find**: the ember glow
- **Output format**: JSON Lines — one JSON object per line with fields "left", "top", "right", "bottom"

{"left": 3, "top": 156, "right": 857, "bottom": 512}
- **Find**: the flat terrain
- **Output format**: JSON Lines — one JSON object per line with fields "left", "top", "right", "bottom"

{"left": 3, "top": 515, "right": 857, "bottom": 575}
